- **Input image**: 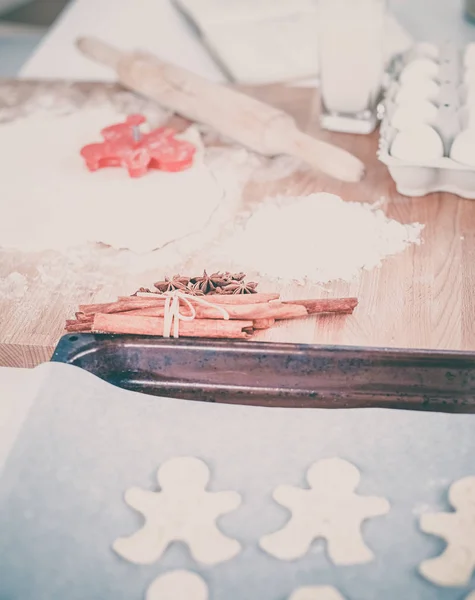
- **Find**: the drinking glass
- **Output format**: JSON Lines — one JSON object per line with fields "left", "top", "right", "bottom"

{"left": 319, "top": 0, "right": 386, "bottom": 134}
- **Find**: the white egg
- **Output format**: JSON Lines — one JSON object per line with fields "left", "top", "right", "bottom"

{"left": 396, "top": 79, "right": 440, "bottom": 105}
{"left": 465, "top": 107, "right": 475, "bottom": 129}
{"left": 465, "top": 43, "right": 475, "bottom": 69}
{"left": 391, "top": 101, "right": 438, "bottom": 130}
{"left": 413, "top": 42, "right": 439, "bottom": 60}
{"left": 391, "top": 125, "right": 444, "bottom": 162}
{"left": 465, "top": 86, "right": 475, "bottom": 109}
{"left": 464, "top": 68, "right": 475, "bottom": 86}
{"left": 450, "top": 129, "right": 475, "bottom": 167}
{"left": 400, "top": 58, "right": 439, "bottom": 85}
{"left": 437, "top": 90, "right": 460, "bottom": 111}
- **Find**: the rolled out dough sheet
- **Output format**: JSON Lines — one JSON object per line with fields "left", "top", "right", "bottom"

{"left": 0, "top": 362, "right": 475, "bottom": 599}
{"left": 0, "top": 109, "right": 223, "bottom": 253}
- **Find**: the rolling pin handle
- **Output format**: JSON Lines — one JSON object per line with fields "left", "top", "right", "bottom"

{"left": 76, "top": 37, "right": 123, "bottom": 70}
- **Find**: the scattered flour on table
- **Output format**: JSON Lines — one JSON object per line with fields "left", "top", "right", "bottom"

{"left": 0, "top": 107, "right": 257, "bottom": 292}
{"left": 208, "top": 193, "right": 424, "bottom": 284}
{"left": 197, "top": 123, "right": 308, "bottom": 182}
{"left": 250, "top": 154, "right": 309, "bottom": 182}
{"left": 0, "top": 272, "right": 27, "bottom": 299}
{"left": 0, "top": 84, "right": 172, "bottom": 125}
{"left": 0, "top": 107, "right": 423, "bottom": 291}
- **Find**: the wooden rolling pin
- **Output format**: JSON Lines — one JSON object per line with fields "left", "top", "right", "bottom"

{"left": 77, "top": 37, "right": 364, "bottom": 182}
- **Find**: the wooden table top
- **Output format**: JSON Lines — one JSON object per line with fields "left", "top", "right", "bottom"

{"left": 1, "top": 80, "right": 474, "bottom": 368}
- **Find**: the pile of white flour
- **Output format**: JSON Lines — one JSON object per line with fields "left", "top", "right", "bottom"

{"left": 206, "top": 193, "right": 424, "bottom": 283}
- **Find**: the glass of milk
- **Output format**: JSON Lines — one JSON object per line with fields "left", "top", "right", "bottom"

{"left": 319, "top": 0, "right": 386, "bottom": 134}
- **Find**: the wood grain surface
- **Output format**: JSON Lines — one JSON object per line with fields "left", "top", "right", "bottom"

{"left": 0, "top": 79, "right": 474, "bottom": 367}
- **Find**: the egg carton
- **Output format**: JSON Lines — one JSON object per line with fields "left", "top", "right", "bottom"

{"left": 378, "top": 42, "right": 475, "bottom": 198}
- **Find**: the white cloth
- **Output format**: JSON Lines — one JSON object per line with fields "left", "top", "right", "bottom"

{"left": 20, "top": 0, "right": 412, "bottom": 86}
{"left": 20, "top": 0, "right": 226, "bottom": 82}
{"left": 173, "top": 0, "right": 413, "bottom": 84}
{"left": 20, "top": 0, "right": 474, "bottom": 85}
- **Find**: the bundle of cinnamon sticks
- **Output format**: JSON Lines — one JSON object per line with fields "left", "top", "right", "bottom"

{"left": 66, "top": 293, "right": 358, "bottom": 340}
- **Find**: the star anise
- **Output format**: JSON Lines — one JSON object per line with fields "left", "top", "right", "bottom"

{"left": 190, "top": 270, "right": 229, "bottom": 294}
{"left": 132, "top": 287, "right": 155, "bottom": 296}
{"left": 221, "top": 280, "right": 258, "bottom": 294}
{"left": 186, "top": 282, "right": 206, "bottom": 296}
{"left": 229, "top": 272, "right": 246, "bottom": 282}
{"left": 154, "top": 275, "right": 190, "bottom": 293}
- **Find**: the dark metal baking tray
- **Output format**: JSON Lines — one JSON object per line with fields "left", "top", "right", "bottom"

{"left": 51, "top": 333, "right": 475, "bottom": 413}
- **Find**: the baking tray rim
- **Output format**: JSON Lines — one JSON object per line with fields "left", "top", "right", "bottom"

{"left": 52, "top": 332, "right": 475, "bottom": 362}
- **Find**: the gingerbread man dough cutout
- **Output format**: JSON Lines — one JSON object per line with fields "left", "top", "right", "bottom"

{"left": 259, "top": 457, "right": 390, "bottom": 565}
{"left": 146, "top": 570, "right": 208, "bottom": 600}
{"left": 419, "top": 476, "right": 475, "bottom": 587}
{"left": 113, "top": 457, "right": 241, "bottom": 566}
{"left": 289, "top": 586, "right": 346, "bottom": 600}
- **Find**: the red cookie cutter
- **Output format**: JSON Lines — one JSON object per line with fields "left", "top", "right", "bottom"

{"left": 80, "top": 114, "right": 196, "bottom": 178}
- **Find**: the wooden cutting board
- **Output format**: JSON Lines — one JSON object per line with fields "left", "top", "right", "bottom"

{"left": 0, "top": 79, "right": 474, "bottom": 368}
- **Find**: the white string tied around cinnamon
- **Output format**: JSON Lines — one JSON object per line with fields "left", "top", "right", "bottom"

{"left": 162, "top": 290, "right": 230, "bottom": 338}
